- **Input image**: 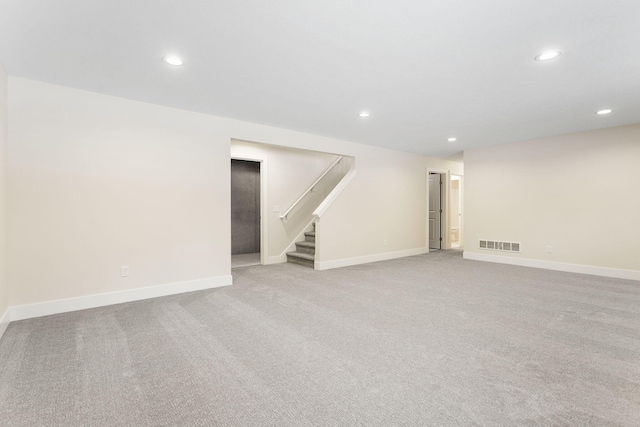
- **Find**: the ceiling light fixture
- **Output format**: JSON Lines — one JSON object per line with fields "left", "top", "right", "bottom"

{"left": 447, "top": 137, "right": 457, "bottom": 142}
{"left": 535, "top": 50, "right": 561, "bottom": 61}
{"left": 358, "top": 112, "right": 370, "bottom": 118}
{"left": 163, "top": 55, "right": 184, "bottom": 66}
{"left": 596, "top": 109, "right": 612, "bottom": 115}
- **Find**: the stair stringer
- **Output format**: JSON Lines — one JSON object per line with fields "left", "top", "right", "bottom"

{"left": 278, "top": 219, "right": 315, "bottom": 263}
{"left": 286, "top": 223, "right": 316, "bottom": 268}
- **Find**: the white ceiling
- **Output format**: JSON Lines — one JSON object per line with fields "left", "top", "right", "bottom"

{"left": 1, "top": 0, "right": 639, "bottom": 160}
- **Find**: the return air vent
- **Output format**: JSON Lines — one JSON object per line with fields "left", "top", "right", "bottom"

{"left": 478, "top": 240, "right": 521, "bottom": 253}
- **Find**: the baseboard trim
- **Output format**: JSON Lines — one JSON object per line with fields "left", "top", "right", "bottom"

{"left": 0, "top": 308, "right": 9, "bottom": 341}
{"left": 316, "top": 247, "right": 428, "bottom": 270}
{"left": 265, "top": 255, "right": 286, "bottom": 265}
{"left": 8, "top": 275, "right": 233, "bottom": 322}
{"left": 463, "top": 252, "right": 640, "bottom": 281}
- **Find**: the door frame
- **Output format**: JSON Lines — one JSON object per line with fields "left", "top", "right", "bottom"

{"left": 231, "top": 156, "right": 268, "bottom": 265}
{"left": 426, "top": 168, "right": 451, "bottom": 251}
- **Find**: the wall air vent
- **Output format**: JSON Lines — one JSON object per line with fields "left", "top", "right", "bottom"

{"left": 479, "top": 240, "right": 521, "bottom": 253}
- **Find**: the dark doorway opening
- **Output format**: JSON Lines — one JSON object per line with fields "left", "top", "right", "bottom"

{"left": 231, "top": 159, "right": 261, "bottom": 267}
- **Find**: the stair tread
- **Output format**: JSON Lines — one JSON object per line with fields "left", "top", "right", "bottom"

{"left": 286, "top": 251, "right": 315, "bottom": 261}
{"left": 296, "top": 241, "right": 315, "bottom": 248}
{"left": 304, "top": 231, "right": 316, "bottom": 237}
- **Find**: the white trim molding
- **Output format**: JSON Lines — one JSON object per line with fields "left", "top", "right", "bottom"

{"left": 463, "top": 251, "right": 640, "bottom": 281}
{"left": 316, "top": 247, "right": 428, "bottom": 271}
{"left": 313, "top": 168, "right": 357, "bottom": 219}
{"left": 0, "top": 308, "right": 9, "bottom": 341}
{"left": 266, "top": 255, "right": 287, "bottom": 265}
{"left": 8, "top": 275, "right": 233, "bottom": 322}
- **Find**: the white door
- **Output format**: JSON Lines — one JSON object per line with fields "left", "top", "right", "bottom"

{"left": 429, "top": 173, "right": 442, "bottom": 249}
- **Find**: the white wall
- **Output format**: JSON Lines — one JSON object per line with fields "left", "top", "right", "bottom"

{"left": 464, "top": 123, "right": 640, "bottom": 279}
{"left": 8, "top": 78, "right": 233, "bottom": 308}
{"left": 7, "top": 77, "right": 463, "bottom": 314}
{"left": 316, "top": 149, "right": 462, "bottom": 268}
{"left": 0, "top": 63, "right": 8, "bottom": 335}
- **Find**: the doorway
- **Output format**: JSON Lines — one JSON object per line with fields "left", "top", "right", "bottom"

{"left": 231, "top": 159, "right": 261, "bottom": 267}
{"left": 450, "top": 175, "right": 463, "bottom": 249}
{"left": 429, "top": 172, "right": 444, "bottom": 250}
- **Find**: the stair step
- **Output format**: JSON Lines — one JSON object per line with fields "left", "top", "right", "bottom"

{"left": 295, "top": 241, "right": 316, "bottom": 254}
{"left": 287, "top": 251, "right": 314, "bottom": 260}
{"left": 296, "top": 241, "right": 315, "bottom": 248}
{"left": 304, "top": 231, "right": 315, "bottom": 243}
{"left": 286, "top": 251, "right": 315, "bottom": 268}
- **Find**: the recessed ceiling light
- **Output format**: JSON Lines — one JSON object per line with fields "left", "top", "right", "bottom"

{"left": 596, "top": 109, "right": 612, "bottom": 115}
{"left": 163, "top": 55, "right": 184, "bottom": 66}
{"left": 358, "top": 112, "right": 370, "bottom": 118}
{"left": 535, "top": 50, "right": 562, "bottom": 61}
{"left": 447, "top": 137, "right": 457, "bottom": 142}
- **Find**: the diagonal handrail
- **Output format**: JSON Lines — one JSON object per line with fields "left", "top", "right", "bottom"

{"left": 280, "top": 156, "right": 343, "bottom": 222}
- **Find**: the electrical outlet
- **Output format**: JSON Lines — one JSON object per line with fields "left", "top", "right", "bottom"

{"left": 121, "top": 266, "right": 129, "bottom": 277}
{"left": 546, "top": 246, "right": 553, "bottom": 254}
{"left": 383, "top": 239, "right": 388, "bottom": 246}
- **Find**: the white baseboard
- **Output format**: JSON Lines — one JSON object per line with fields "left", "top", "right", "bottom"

{"left": 463, "top": 252, "right": 640, "bottom": 281}
{"left": 8, "top": 275, "right": 233, "bottom": 322}
{"left": 0, "top": 308, "right": 9, "bottom": 341}
{"left": 316, "top": 247, "right": 428, "bottom": 270}
{"left": 265, "top": 255, "right": 286, "bottom": 265}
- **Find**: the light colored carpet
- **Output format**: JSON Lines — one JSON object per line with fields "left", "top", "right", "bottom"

{"left": 1, "top": 250, "right": 639, "bottom": 426}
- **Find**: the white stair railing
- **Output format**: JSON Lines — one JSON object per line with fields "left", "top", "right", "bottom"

{"left": 280, "top": 156, "right": 344, "bottom": 223}
{"left": 312, "top": 168, "right": 357, "bottom": 221}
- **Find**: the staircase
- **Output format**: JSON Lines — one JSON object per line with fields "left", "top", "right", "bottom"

{"left": 286, "top": 224, "right": 316, "bottom": 268}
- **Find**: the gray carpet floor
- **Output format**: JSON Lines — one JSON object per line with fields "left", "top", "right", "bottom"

{"left": 1, "top": 250, "right": 639, "bottom": 426}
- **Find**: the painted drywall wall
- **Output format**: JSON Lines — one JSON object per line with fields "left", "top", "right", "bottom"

{"left": 231, "top": 139, "right": 341, "bottom": 260}
{"left": 316, "top": 148, "right": 462, "bottom": 267}
{"left": 8, "top": 77, "right": 463, "bottom": 310}
{"left": 464, "top": 123, "right": 640, "bottom": 276}
{"left": 0, "top": 63, "right": 8, "bottom": 332}
{"left": 8, "top": 78, "right": 232, "bottom": 307}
